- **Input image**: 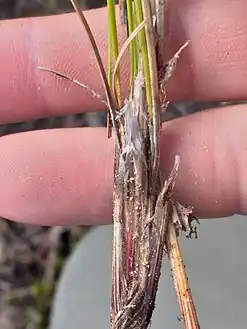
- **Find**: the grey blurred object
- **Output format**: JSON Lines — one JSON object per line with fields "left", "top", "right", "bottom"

{"left": 49, "top": 216, "right": 247, "bottom": 329}
{"left": 0, "top": 112, "right": 107, "bottom": 137}
{"left": 0, "top": 103, "right": 212, "bottom": 137}
{"left": 0, "top": 0, "right": 106, "bottom": 19}
{"left": 0, "top": 102, "right": 218, "bottom": 137}
{"left": 162, "top": 101, "right": 218, "bottom": 121}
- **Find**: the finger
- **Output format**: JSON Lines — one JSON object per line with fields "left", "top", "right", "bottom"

{"left": 1, "top": 1, "right": 247, "bottom": 123}
{"left": 160, "top": 105, "right": 247, "bottom": 219}
{"left": 0, "top": 105, "right": 246, "bottom": 225}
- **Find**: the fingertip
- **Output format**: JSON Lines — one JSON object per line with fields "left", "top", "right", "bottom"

{"left": 0, "top": 128, "right": 114, "bottom": 225}
{"left": 161, "top": 106, "right": 247, "bottom": 218}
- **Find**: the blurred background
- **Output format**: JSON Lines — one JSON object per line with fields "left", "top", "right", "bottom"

{"left": 0, "top": 2, "right": 244, "bottom": 329}
{"left": 0, "top": 3, "right": 105, "bottom": 329}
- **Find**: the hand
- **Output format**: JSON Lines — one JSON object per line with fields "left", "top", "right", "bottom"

{"left": 1, "top": 1, "right": 247, "bottom": 225}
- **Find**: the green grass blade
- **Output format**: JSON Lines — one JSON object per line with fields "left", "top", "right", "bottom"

{"left": 126, "top": 0, "right": 136, "bottom": 86}
{"left": 133, "top": 0, "right": 152, "bottom": 116}
{"left": 107, "top": 0, "right": 122, "bottom": 106}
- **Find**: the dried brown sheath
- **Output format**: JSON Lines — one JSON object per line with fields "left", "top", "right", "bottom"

{"left": 40, "top": 1, "right": 201, "bottom": 328}
{"left": 111, "top": 1, "right": 177, "bottom": 328}
{"left": 110, "top": 2, "right": 200, "bottom": 329}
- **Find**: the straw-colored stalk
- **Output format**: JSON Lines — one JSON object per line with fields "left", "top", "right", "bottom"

{"left": 166, "top": 217, "right": 200, "bottom": 329}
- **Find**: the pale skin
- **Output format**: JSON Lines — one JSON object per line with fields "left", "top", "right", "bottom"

{"left": 1, "top": 0, "right": 247, "bottom": 225}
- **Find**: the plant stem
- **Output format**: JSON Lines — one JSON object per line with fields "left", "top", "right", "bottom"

{"left": 166, "top": 220, "right": 201, "bottom": 329}
{"left": 126, "top": 0, "right": 137, "bottom": 86}
{"left": 133, "top": 0, "right": 153, "bottom": 117}
{"left": 107, "top": 1, "right": 122, "bottom": 106}
{"left": 66, "top": 2, "right": 201, "bottom": 329}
